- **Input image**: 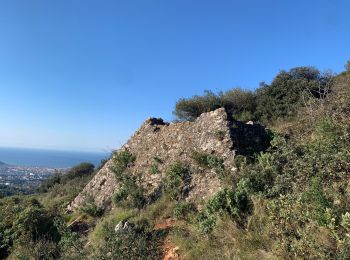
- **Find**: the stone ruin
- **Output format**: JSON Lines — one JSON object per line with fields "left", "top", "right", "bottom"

{"left": 68, "top": 108, "right": 269, "bottom": 211}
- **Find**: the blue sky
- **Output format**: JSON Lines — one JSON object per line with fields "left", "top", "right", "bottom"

{"left": 0, "top": 0, "right": 349, "bottom": 152}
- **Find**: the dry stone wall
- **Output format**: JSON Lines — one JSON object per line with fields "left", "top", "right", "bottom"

{"left": 68, "top": 108, "right": 268, "bottom": 211}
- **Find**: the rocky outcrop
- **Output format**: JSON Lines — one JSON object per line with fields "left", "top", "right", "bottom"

{"left": 68, "top": 108, "right": 268, "bottom": 211}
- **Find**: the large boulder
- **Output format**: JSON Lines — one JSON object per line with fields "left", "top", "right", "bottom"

{"left": 68, "top": 108, "right": 269, "bottom": 211}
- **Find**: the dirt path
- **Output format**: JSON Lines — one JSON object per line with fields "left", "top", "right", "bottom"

{"left": 155, "top": 218, "right": 181, "bottom": 260}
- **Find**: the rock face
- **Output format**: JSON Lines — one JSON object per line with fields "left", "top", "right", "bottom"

{"left": 68, "top": 108, "right": 268, "bottom": 211}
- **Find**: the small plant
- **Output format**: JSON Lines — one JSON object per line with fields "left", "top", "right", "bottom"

{"left": 55, "top": 217, "right": 86, "bottom": 258}
{"left": 130, "top": 185, "right": 147, "bottom": 209}
{"left": 113, "top": 187, "right": 128, "bottom": 204}
{"left": 163, "top": 162, "right": 190, "bottom": 200}
{"left": 305, "top": 176, "right": 330, "bottom": 225}
{"left": 80, "top": 196, "right": 104, "bottom": 217}
{"left": 149, "top": 164, "right": 158, "bottom": 175}
{"left": 191, "top": 151, "right": 210, "bottom": 167}
{"left": 196, "top": 212, "right": 216, "bottom": 234}
{"left": 345, "top": 60, "right": 350, "bottom": 72}
{"left": 196, "top": 181, "right": 252, "bottom": 234}
{"left": 235, "top": 110, "right": 254, "bottom": 122}
{"left": 113, "top": 175, "right": 147, "bottom": 209}
{"left": 110, "top": 151, "right": 146, "bottom": 209}
{"left": 205, "top": 188, "right": 238, "bottom": 216}
{"left": 234, "top": 155, "right": 247, "bottom": 170}
{"left": 153, "top": 156, "right": 163, "bottom": 164}
{"left": 94, "top": 218, "right": 165, "bottom": 259}
{"left": 191, "top": 151, "right": 225, "bottom": 179}
{"left": 207, "top": 155, "right": 225, "bottom": 176}
{"left": 213, "top": 130, "right": 225, "bottom": 140}
{"left": 173, "top": 202, "right": 196, "bottom": 220}
{"left": 257, "top": 152, "right": 273, "bottom": 170}
{"left": 111, "top": 150, "right": 136, "bottom": 179}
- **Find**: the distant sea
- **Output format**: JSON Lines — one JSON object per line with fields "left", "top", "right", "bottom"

{"left": 0, "top": 147, "right": 110, "bottom": 168}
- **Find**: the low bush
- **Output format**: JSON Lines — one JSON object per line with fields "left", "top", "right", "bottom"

{"left": 149, "top": 164, "right": 158, "bottom": 174}
{"left": 0, "top": 196, "right": 60, "bottom": 258}
{"left": 113, "top": 187, "right": 128, "bottom": 204}
{"left": 80, "top": 196, "right": 104, "bottom": 217}
{"left": 197, "top": 180, "right": 252, "bottom": 234}
{"left": 112, "top": 174, "right": 147, "bottom": 209}
{"left": 38, "top": 162, "right": 95, "bottom": 193}
{"left": 111, "top": 151, "right": 147, "bottom": 209}
{"left": 55, "top": 217, "right": 87, "bottom": 259}
{"left": 94, "top": 219, "right": 166, "bottom": 259}
{"left": 111, "top": 150, "right": 136, "bottom": 179}
{"left": 191, "top": 151, "right": 225, "bottom": 179}
{"left": 173, "top": 202, "right": 197, "bottom": 220}
{"left": 163, "top": 162, "right": 190, "bottom": 200}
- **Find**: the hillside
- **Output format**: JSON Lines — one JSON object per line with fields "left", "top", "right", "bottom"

{"left": 0, "top": 64, "right": 350, "bottom": 259}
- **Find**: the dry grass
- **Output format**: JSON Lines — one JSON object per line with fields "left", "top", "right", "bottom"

{"left": 167, "top": 196, "right": 277, "bottom": 260}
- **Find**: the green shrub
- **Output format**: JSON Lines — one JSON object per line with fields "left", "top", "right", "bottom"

{"left": 149, "top": 164, "right": 158, "bottom": 174}
{"left": 11, "top": 238, "right": 61, "bottom": 260}
{"left": 0, "top": 196, "right": 61, "bottom": 258}
{"left": 0, "top": 223, "right": 10, "bottom": 259}
{"left": 113, "top": 187, "right": 128, "bottom": 204}
{"left": 266, "top": 194, "right": 336, "bottom": 258}
{"left": 163, "top": 162, "right": 190, "bottom": 200}
{"left": 173, "top": 67, "right": 333, "bottom": 123}
{"left": 94, "top": 219, "right": 166, "bottom": 259}
{"left": 80, "top": 203, "right": 104, "bottom": 217}
{"left": 54, "top": 217, "right": 87, "bottom": 259}
{"left": 173, "top": 202, "right": 196, "bottom": 220}
{"left": 80, "top": 196, "right": 104, "bottom": 217}
{"left": 196, "top": 181, "right": 252, "bottom": 234}
{"left": 174, "top": 88, "right": 256, "bottom": 122}
{"left": 37, "top": 172, "right": 62, "bottom": 193}
{"left": 174, "top": 90, "right": 222, "bottom": 121}
{"left": 111, "top": 150, "right": 136, "bottom": 179}
{"left": 256, "top": 67, "right": 333, "bottom": 122}
{"left": 234, "top": 155, "right": 248, "bottom": 170}
{"left": 113, "top": 175, "right": 147, "bottom": 209}
{"left": 235, "top": 110, "right": 254, "bottom": 122}
{"left": 129, "top": 185, "right": 147, "bottom": 209}
{"left": 205, "top": 184, "right": 251, "bottom": 218}
{"left": 196, "top": 212, "right": 217, "bottom": 234}
{"left": 38, "top": 162, "right": 95, "bottom": 193}
{"left": 191, "top": 151, "right": 225, "bottom": 179}
{"left": 110, "top": 151, "right": 146, "bottom": 209}
{"left": 213, "top": 130, "right": 225, "bottom": 140}
{"left": 305, "top": 176, "right": 331, "bottom": 225}
{"left": 62, "top": 163, "right": 95, "bottom": 182}
{"left": 153, "top": 156, "right": 163, "bottom": 164}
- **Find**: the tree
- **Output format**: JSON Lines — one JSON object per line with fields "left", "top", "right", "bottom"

{"left": 255, "top": 67, "right": 332, "bottom": 122}
{"left": 173, "top": 66, "right": 334, "bottom": 123}
{"left": 173, "top": 88, "right": 256, "bottom": 122}
{"left": 173, "top": 90, "right": 222, "bottom": 121}
{"left": 345, "top": 60, "right": 350, "bottom": 72}
{"left": 219, "top": 88, "right": 256, "bottom": 121}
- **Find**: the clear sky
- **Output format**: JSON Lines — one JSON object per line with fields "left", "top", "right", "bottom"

{"left": 0, "top": 0, "right": 349, "bottom": 152}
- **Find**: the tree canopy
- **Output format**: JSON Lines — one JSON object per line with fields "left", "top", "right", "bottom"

{"left": 173, "top": 66, "right": 333, "bottom": 123}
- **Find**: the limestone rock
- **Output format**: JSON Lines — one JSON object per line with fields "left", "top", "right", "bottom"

{"left": 114, "top": 221, "right": 130, "bottom": 233}
{"left": 68, "top": 108, "right": 268, "bottom": 211}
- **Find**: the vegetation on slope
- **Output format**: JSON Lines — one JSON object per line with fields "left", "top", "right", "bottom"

{"left": 174, "top": 66, "right": 333, "bottom": 123}
{"left": 0, "top": 62, "right": 349, "bottom": 259}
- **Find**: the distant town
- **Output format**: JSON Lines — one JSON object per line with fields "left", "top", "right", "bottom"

{"left": 0, "top": 162, "right": 66, "bottom": 196}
